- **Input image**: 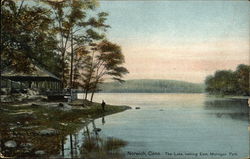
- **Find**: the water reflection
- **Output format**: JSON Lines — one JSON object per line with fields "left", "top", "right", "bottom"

{"left": 62, "top": 120, "right": 127, "bottom": 159}
{"left": 80, "top": 134, "right": 127, "bottom": 159}
{"left": 203, "top": 98, "right": 249, "bottom": 121}
{"left": 102, "top": 116, "right": 105, "bottom": 125}
{"left": 2, "top": 94, "right": 247, "bottom": 158}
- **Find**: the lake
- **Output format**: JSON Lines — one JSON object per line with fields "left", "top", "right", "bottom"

{"left": 63, "top": 93, "right": 249, "bottom": 159}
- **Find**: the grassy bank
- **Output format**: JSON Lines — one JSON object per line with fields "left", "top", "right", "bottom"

{"left": 0, "top": 99, "right": 131, "bottom": 158}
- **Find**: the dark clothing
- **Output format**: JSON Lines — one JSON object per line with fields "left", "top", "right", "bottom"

{"left": 101, "top": 101, "right": 106, "bottom": 111}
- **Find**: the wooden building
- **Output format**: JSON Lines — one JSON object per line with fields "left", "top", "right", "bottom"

{"left": 1, "top": 64, "right": 62, "bottom": 94}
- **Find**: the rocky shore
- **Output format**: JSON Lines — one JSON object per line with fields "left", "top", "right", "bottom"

{"left": 0, "top": 97, "right": 131, "bottom": 158}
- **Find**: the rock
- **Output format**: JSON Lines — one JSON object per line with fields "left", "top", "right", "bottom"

{"left": 35, "top": 150, "right": 46, "bottom": 155}
{"left": 38, "top": 128, "right": 58, "bottom": 136}
{"left": 60, "top": 123, "right": 68, "bottom": 126}
{"left": 93, "top": 128, "right": 101, "bottom": 132}
{"left": 31, "top": 103, "right": 40, "bottom": 107}
{"left": 11, "top": 111, "right": 36, "bottom": 120}
{"left": 159, "top": 109, "right": 164, "bottom": 111}
{"left": 58, "top": 103, "right": 72, "bottom": 111}
{"left": 78, "top": 118, "right": 86, "bottom": 123}
{"left": 27, "top": 89, "right": 39, "bottom": 96}
{"left": 0, "top": 108, "right": 9, "bottom": 112}
{"left": 21, "top": 143, "right": 33, "bottom": 152}
{"left": 20, "top": 93, "right": 28, "bottom": 99}
{"left": 58, "top": 103, "right": 64, "bottom": 107}
{"left": 0, "top": 152, "right": 7, "bottom": 158}
{"left": 4, "top": 140, "right": 17, "bottom": 148}
{"left": 3, "top": 95, "right": 16, "bottom": 102}
{"left": 135, "top": 107, "right": 140, "bottom": 109}
{"left": 1, "top": 88, "right": 10, "bottom": 95}
{"left": 10, "top": 126, "right": 18, "bottom": 130}
{"left": 22, "top": 126, "right": 39, "bottom": 130}
{"left": 81, "top": 120, "right": 86, "bottom": 124}
{"left": 20, "top": 143, "right": 33, "bottom": 148}
{"left": 11, "top": 111, "right": 34, "bottom": 116}
{"left": 43, "top": 113, "right": 48, "bottom": 116}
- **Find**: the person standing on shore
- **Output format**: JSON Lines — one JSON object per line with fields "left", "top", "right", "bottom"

{"left": 101, "top": 100, "right": 106, "bottom": 111}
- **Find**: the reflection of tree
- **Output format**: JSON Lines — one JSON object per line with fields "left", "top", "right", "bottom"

{"left": 61, "top": 139, "right": 64, "bottom": 157}
{"left": 59, "top": 119, "right": 127, "bottom": 159}
{"left": 204, "top": 99, "right": 248, "bottom": 110}
{"left": 80, "top": 120, "right": 127, "bottom": 159}
{"left": 73, "top": 134, "right": 78, "bottom": 157}
{"left": 203, "top": 99, "right": 249, "bottom": 121}
{"left": 70, "top": 134, "right": 73, "bottom": 158}
{"left": 81, "top": 136, "right": 127, "bottom": 159}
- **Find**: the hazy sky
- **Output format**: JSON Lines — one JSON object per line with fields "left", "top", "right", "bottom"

{"left": 97, "top": 1, "right": 249, "bottom": 83}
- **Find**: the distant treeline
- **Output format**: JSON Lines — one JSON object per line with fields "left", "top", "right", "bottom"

{"left": 100, "top": 79, "right": 205, "bottom": 93}
{"left": 205, "top": 64, "right": 250, "bottom": 96}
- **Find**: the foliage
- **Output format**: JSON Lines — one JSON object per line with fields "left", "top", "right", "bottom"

{"left": 1, "top": 0, "right": 59, "bottom": 74}
{"left": 1, "top": 0, "right": 128, "bottom": 93}
{"left": 205, "top": 64, "right": 250, "bottom": 96}
{"left": 235, "top": 64, "right": 250, "bottom": 95}
{"left": 80, "top": 40, "right": 129, "bottom": 101}
{"left": 43, "top": 0, "right": 109, "bottom": 87}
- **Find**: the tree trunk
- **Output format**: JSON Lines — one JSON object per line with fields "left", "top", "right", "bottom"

{"left": 90, "top": 91, "right": 95, "bottom": 102}
{"left": 69, "top": 29, "right": 74, "bottom": 102}
{"left": 61, "top": 51, "right": 65, "bottom": 88}
{"left": 10, "top": 80, "right": 13, "bottom": 95}
{"left": 0, "top": 1, "right": 2, "bottom": 103}
{"left": 70, "top": 29, "right": 74, "bottom": 90}
{"left": 85, "top": 90, "right": 88, "bottom": 100}
{"left": 70, "top": 134, "right": 73, "bottom": 158}
{"left": 90, "top": 81, "right": 98, "bottom": 102}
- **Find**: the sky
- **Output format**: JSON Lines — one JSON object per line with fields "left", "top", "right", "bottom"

{"left": 96, "top": 1, "right": 249, "bottom": 83}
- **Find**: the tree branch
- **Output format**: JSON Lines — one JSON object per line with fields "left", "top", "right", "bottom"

{"left": 16, "top": 0, "right": 24, "bottom": 17}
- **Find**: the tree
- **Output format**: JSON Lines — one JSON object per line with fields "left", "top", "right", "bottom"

{"left": 235, "top": 64, "right": 250, "bottom": 96}
{"left": 1, "top": 0, "right": 58, "bottom": 73}
{"left": 1, "top": 0, "right": 129, "bottom": 102}
{"left": 205, "top": 75, "right": 216, "bottom": 94}
{"left": 81, "top": 40, "right": 129, "bottom": 102}
{"left": 72, "top": 45, "right": 92, "bottom": 93}
{"left": 215, "top": 70, "right": 238, "bottom": 95}
{"left": 43, "top": 0, "right": 109, "bottom": 89}
{"left": 205, "top": 64, "right": 249, "bottom": 96}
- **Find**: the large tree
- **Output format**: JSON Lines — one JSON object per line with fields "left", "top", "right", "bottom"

{"left": 81, "top": 40, "right": 129, "bottom": 101}
{"left": 1, "top": 0, "right": 59, "bottom": 73}
{"left": 43, "top": 0, "right": 109, "bottom": 88}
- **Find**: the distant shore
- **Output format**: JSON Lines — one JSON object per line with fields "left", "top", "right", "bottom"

{"left": 205, "top": 94, "right": 250, "bottom": 100}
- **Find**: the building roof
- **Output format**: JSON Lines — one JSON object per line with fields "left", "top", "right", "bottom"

{"left": 1, "top": 64, "right": 61, "bottom": 82}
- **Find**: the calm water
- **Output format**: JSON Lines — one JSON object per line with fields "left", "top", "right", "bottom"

{"left": 63, "top": 93, "right": 249, "bottom": 159}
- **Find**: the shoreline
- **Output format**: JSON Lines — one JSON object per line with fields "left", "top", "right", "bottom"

{"left": 205, "top": 94, "right": 249, "bottom": 100}
{"left": 0, "top": 99, "right": 131, "bottom": 158}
